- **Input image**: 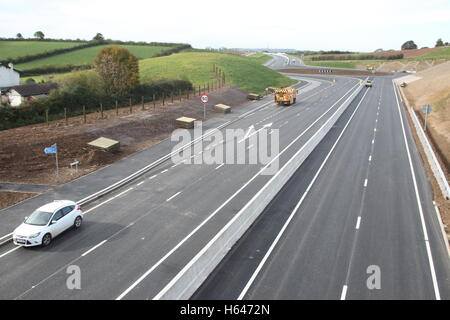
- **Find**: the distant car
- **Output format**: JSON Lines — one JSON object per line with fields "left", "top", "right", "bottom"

{"left": 365, "top": 80, "right": 373, "bottom": 88}
{"left": 13, "top": 200, "right": 84, "bottom": 247}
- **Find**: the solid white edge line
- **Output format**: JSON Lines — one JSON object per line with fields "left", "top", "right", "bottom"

{"left": 392, "top": 81, "right": 441, "bottom": 300}
{"left": 0, "top": 245, "right": 21, "bottom": 259}
{"left": 166, "top": 192, "right": 181, "bottom": 202}
{"left": 0, "top": 233, "right": 12, "bottom": 241}
{"left": 236, "top": 87, "right": 369, "bottom": 300}
{"left": 340, "top": 285, "right": 348, "bottom": 300}
{"left": 116, "top": 82, "right": 361, "bottom": 300}
{"left": 84, "top": 187, "right": 134, "bottom": 214}
{"left": 81, "top": 240, "right": 107, "bottom": 257}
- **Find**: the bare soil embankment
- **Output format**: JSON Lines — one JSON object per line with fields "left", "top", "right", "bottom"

{"left": 0, "top": 86, "right": 250, "bottom": 209}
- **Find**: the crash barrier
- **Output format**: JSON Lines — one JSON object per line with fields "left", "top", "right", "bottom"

{"left": 154, "top": 82, "right": 363, "bottom": 299}
{"left": 394, "top": 81, "right": 450, "bottom": 200}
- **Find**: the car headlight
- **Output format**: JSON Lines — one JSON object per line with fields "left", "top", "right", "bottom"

{"left": 29, "top": 232, "right": 41, "bottom": 239}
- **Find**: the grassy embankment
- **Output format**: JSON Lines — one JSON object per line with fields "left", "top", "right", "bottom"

{"left": 139, "top": 52, "right": 295, "bottom": 94}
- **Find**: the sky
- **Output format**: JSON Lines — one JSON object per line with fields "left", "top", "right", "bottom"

{"left": 1, "top": 0, "right": 449, "bottom": 52}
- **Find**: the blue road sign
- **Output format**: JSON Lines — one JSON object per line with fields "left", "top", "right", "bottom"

{"left": 422, "top": 104, "right": 432, "bottom": 114}
{"left": 44, "top": 143, "right": 57, "bottom": 154}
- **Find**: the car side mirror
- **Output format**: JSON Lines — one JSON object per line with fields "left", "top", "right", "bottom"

{"left": 24, "top": 216, "right": 28, "bottom": 221}
{"left": 51, "top": 220, "right": 58, "bottom": 225}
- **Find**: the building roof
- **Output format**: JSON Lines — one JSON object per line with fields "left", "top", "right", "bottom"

{"left": 7, "top": 83, "right": 58, "bottom": 97}
{"left": 0, "top": 62, "right": 21, "bottom": 74}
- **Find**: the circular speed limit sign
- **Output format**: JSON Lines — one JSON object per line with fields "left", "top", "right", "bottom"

{"left": 200, "top": 94, "right": 209, "bottom": 104}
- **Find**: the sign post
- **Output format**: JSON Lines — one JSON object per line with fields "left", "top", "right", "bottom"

{"left": 200, "top": 94, "right": 209, "bottom": 120}
{"left": 422, "top": 104, "right": 432, "bottom": 132}
{"left": 44, "top": 143, "right": 59, "bottom": 183}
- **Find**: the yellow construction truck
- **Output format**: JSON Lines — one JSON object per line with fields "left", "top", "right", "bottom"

{"left": 274, "top": 87, "right": 297, "bottom": 106}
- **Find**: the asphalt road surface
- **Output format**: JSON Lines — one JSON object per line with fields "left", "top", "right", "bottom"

{"left": 1, "top": 54, "right": 448, "bottom": 300}
{"left": 193, "top": 76, "right": 450, "bottom": 300}
{"left": 0, "top": 70, "right": 365, "bottom": 299}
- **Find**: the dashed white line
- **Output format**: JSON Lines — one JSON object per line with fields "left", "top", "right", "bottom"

{"left": 355, "top": 216, "right": 361, "bottom": 230}
{"left": 372, "top": 139, "right": 375, "bottom": 144}
{"left": 149, "top": 174, "right": 157, "bottom": 180}
{"left": 161, "top": 169, "right": 169, "bottom": 174}
{"left": 247, "top": 144, "right": 254, "bottom": 150}
{"left": 215, "top": 163, "right": 225, "bottom": 170}
{"left": 81, "top": 240, "right": 107, "bottom": 257}
{"left": 369, "top": 155, "right": 372, "bottom": 162}
{"left": 166, "top": 191, "right": 181, "bottom": 202}
{"left": 340, "top": 285, "right": 348, "bottom": 300}
{"left": 137, "top": 181, "right": 145, "bottom": 186}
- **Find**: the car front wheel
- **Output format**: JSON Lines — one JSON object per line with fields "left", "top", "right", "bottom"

{"left": 42, "top": 233, "right": 52, "bottom": 247}
{"left": 74, "top": 216, "right": 82, "bottom": 229}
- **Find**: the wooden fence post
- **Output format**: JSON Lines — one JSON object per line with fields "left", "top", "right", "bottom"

{"left": 64, "top": 108, "right": 68, "bottom": 125}
{"left": 100, "top": 103, "right": 103, "bottom": 119}
{"left": 46, "top": 109, "right": 49, "bottom": 126}
{"left": 179, "top": 89, "right": 182, "bottom": 102}
{"left": 83, "top": 105, "right": 86, "bottom": 123}
{"left": 141, "top": 96, "right": 145, "bottom": 110}
{"left": 163, "top": 93, "right": 165, "bottom": 106}
{"left": 171, "top": 92, "right": 174, "bottom": 103}
{"left": 115, "top": 100, "right": 118, "bottom": 116}
{"left": 129, "top": 97, "right": 132, "bottom": 113}
{"left": 153, "top": 94, "right": 156, "bottom": 109}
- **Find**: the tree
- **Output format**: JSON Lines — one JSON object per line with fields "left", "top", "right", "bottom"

{"left": 34, "top": 31, "right": 45, "bottom": 40}
{"left": 93, "top": 46, "right": 139, "bottom": 97}
{"left": 92, "top": 33, "right": 104, "bottom": 41}
{"left": 401, "top": 40, "right": 417, "bottom": 50}
{"left": 16, "top": 33, "right": 23, "bottom": 39}
{"left": 435, "top": 38, "right": 444, "bottom": 47}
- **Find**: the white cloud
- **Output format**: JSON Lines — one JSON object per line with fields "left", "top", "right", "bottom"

{"left": 1, "top": 0, "right": 449, "bottom": 51}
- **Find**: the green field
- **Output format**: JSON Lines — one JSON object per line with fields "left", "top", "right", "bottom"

{"left": 0, "top": 41, "right": 85, "bottom": 61}
{"left": 419, "top": 47, "right": 450, "bottom": 60}
{"left": 303, "top": 61, "right": 357, "bottom": 69}
{"left": 15, "top": 45, "right": 172, "bottom": 70}
{"left": 139, "top": 52, "right": 295, "bottom": 94}
{"left": 248, "top": 52, "right": 271, "bottom": 64}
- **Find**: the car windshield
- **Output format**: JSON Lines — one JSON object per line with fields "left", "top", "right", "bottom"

{"left": 25, "top": 210, "right": 53, "bottom": 226}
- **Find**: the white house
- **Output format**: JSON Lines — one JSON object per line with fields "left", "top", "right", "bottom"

{"left": 5, "top": 83, "right": 58, "bottom": 107}
{"left": 0, "top": 62, "right": 20, "bottom": 89}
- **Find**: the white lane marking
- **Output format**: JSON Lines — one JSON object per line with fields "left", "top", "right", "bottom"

{"left": 247, "top": 144, "right": 254, "bottom": 150}
{"left": 149, "top": 175, "right": 157, "bottom": 180}
{"left": 238, "top": 123, "right": 273, "bottom": 143}
{"left": 372, "top": 139, "right": 375, "bottom": 144}
{"left": 237, "top": 87, "right": 370, "bottom": 300}
{"left": 374, "top": 128, "right": 377, "bottom": 132}
{"left": 166, "top": 192, "right": 181, "bottom": 202}
{"left": 355, "top": 216, "right": 361, "bottom": 230}
{"left": 161, "top": 169, "right": 169, "bottom": 173}
{"left": 137, "top": 181, "right": 145, "bottom": 186}
{"left": 364, "top": 179, "right": 368, "bottom": 187}
{"left": 0, "top": 246, "right": 21, "bottom": 259}
{"left": 393, "top": 81, "right": 441, "bottom": 300}
{"left": 0, "top": 233, "right": 12, "bottom": 241}
{"left": 340, "top": 285, "right": 348, "bottom": 300}
{"left": 117, "top": 83, "right": 361, "bottom": 301}
{"left": 84, "top": 187, "right": 134, "bottom": 214}
{"left": 81, "top": 240, "right": 107, "bottom": 257}
{"left": 369, "top": 155, "right": 372, "bottom": 162}
{"left": 215, "top": 163, "right": 225, "bottom": 170}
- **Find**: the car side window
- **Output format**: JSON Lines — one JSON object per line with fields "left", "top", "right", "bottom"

{"left": 52, "top": 209, "right": 64, "bottom": 221}
{"left": 62, "top": 205, "right": 75, "bottom": 216}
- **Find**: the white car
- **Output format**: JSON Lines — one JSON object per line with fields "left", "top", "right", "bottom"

{"left": 13, "top": 200, "right": 84, "bottom": 247}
